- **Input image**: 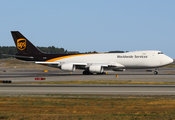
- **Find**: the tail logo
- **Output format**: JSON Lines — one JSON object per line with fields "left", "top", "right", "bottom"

{"left": 17, "top": 39, "right": 26, "bottom": 51}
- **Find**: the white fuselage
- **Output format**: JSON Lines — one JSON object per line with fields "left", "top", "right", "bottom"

{"left": 50, "top": 50, "right": 173, "bottom": 69}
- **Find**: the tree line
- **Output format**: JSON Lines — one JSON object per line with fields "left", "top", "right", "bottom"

{"left": 0, "top": 46, "right": 17, "bottom": 59}
{"left": 0, "top": 46, "right": 124, "bottom": 59}
{"left": 0, "top": 46, "right": 67, "bottom": 59}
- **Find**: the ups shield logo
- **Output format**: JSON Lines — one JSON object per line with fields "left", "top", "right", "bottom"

{"left": 17, "top": 39, "right": 26, "bottom": 51}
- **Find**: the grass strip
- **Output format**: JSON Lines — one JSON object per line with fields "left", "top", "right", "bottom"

{"left": 0, "top": 96, "right": 174, "bottom": 120}
{"left": 19, "top": 80, "right": 175, "bottom": 85}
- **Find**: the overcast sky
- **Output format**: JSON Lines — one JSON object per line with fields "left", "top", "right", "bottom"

{"left": 0, "top": 0, "right": 175, "bottom": 58}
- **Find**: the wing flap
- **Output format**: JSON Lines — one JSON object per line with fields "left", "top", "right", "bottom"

{"left": 101, "top": 63, "right": 125, "bottom": 68}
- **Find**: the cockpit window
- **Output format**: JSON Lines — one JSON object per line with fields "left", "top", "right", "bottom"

{"left": 158, "top": 52, "right": 163, "bottom": 54}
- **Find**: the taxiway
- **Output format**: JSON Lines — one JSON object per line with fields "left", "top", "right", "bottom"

{"left": 0, "top": 85, "right": 175, "bottom": 95}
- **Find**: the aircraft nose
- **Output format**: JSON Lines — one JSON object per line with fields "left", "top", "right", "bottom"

{"left": 166, "top": 57, "right": 173, "bottom": 64}
{"left": 169, "top": 58, "right": 174, "bottom": 64}
{"left": 160, "top": 55, "right": 173, "bottom": 65}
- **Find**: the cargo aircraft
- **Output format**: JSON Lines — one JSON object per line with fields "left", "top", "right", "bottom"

{"left": 11, "top": 31, "right": 173, "bottom": 75}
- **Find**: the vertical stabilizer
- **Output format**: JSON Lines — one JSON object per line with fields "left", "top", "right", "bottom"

{"left": 11, "top": 31, "right": 43, "bottom": 54}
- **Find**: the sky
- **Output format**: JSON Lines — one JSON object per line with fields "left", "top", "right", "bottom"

{"left": 0, "top": 0, "right": 175, "bottom": 58}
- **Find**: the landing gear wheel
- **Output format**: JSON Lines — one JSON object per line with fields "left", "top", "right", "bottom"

{"left": 154, "top": 71, "right": 158, "bottom": 75}
{"left": 83, "top": 70, "right": 93, "bottom": 75}
{"left": 97, "top": 72, "right": 106, "bottom": 75}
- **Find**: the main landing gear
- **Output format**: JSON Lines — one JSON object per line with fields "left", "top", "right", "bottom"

{"left": 97, "top": 72, "right": 106, "bottom": 75}
{"left": 83, "top": 70, "right": 93, "bottom": 75}
{"left": 82, "top": 70, "right": 106, "bottom": 75}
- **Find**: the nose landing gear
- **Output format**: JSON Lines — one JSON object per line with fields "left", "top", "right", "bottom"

{"left": 154, "top": 68, "right": 159, "bottom": 75}
{"left": 154, "top": 71, "right": 158, "bottom": 75}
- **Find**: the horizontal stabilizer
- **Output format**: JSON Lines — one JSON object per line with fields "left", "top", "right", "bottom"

{"left": 2, "top": 54, "right": 34, "bottom": 59}
{"left": 35, "top": 62, "right": 60, "bottom": 64}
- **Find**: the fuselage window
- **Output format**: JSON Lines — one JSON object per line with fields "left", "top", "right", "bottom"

{"left": 158, "top": 52, "right": 163, "bottom": 54}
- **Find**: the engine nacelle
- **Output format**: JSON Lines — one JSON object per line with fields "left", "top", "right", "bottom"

{"left": 61, "top": 63, "right": 76, "bottom": 72}
{"left": 89, "top": 65, "right": 104, "bottom": 73}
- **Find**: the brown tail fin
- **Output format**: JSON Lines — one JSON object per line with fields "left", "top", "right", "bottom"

{"left": 11, "top": 31, "right": 43, "bottom": 54}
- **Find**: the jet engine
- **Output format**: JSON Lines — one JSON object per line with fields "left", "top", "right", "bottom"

{"left": 61, "top": 63, "right": 76, "bottom": 72}
{"left": 89, "top": 65, "right": 104, "bottom": 73}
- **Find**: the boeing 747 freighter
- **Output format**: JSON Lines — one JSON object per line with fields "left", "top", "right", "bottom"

{"left": 11, "top": 31, "right": 173, "bottom": 75}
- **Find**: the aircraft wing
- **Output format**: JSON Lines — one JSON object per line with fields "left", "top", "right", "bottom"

{"left": 35, "top": 62, "right": 88, "bottom": 66}
{"left": 35, "top": 62, "right": 124, "bottom": 68}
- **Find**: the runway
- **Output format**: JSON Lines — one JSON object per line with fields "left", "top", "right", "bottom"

{"left": 0, "top": 85, "right": 175, "bottom": 95}
{"left": 0, "top": 67, "right": 175, "bottom": 95}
